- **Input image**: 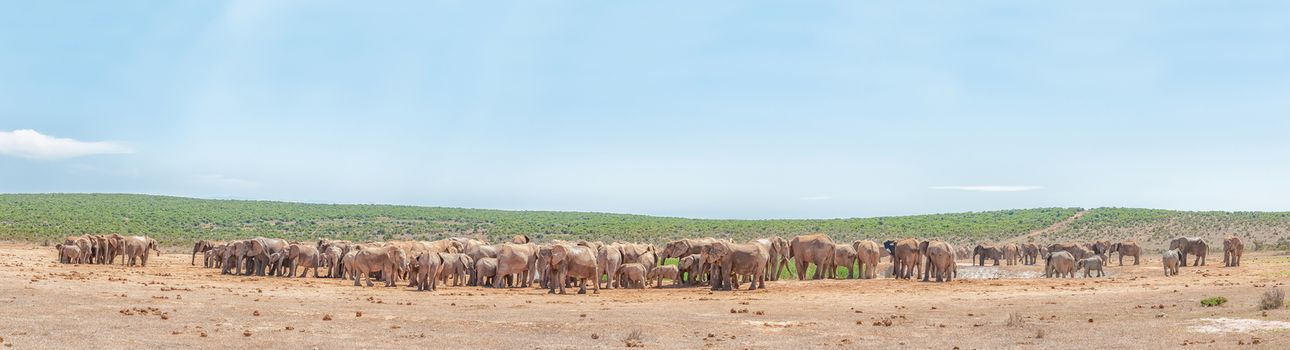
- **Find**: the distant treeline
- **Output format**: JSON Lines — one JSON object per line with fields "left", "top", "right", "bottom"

{"left": 2, "top": 194, "right": 1286, "bottom": 250}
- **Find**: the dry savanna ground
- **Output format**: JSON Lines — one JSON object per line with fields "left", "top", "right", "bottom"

{"left": 1, "top": 243, "right": 1289, "bottom": 349}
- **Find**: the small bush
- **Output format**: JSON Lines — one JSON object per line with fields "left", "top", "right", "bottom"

{"left": 1201, "top": 296, "right": 1228, "bottom": 307}
{"left": 623, "top": 329, "right": 644, "bottom": 348}
{"left": 1259, "top": 287, "right": 1285, "bottom": 310}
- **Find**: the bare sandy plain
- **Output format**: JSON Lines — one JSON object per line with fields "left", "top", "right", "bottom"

{"left": 1, "top": 243, "right": 1288, "bottom": 349}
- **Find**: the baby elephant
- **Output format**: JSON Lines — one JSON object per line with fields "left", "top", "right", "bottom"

{"left": 617, "top": 263, "right": 647, "bottom": 289}
{"left": 1162, "top": 249, "right": 1181, "bottom": 276}
{"left": 1076, "top": 257, "right": 1105, "bottom": 277}
{"left": 647, "top": 265, "right": 680, "bottom": 288}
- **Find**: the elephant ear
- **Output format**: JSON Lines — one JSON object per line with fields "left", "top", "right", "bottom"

{"left": 919, "top": 241, "right": 930, "bottom": 253}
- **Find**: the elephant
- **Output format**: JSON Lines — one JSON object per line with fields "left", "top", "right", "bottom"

{"left": 1077, "top": 257, "right": 1105, "bottom": 277}
{"left": 465, "top": 244, "right": 500, "bottom": 286}
{"left": 56, "top": 244, "right": 83, "bottom": 264}
{"left": 287, "top": 244, "right": 322, "bottom": 278}
{"left": 545, "top": 244, "right": 599, "bottom": 295}
{"left": 616, "top": 263, "right": 647, "bottom": 289}
{"left": 1223, "top": 236, "right": 1243, "bottom": 267}
{"left": 122, "top": 236, "right": 160, "bottom": 267}
{"left": 885, "top": 239, "right": 922, "bottom": 279}
{"left": 920, "top": 240, "right": 956, "bottom": 282}
{"left": 204, "top": 246, "right": 226, "bottom": 268}
{"left": 1043, "top": 251, "right": 1076, "bottom": 278}
{"left": 648, "top": 265, "right": 680, "bottom": 288}
{"left": 1021, "top": 243, "right": 1041, "bottom": 265}
{"left": 753, "top": 236, "right": 790, "bottom": 281}
{"left": 266, "top": 252, "right": 288, "bottom": 276}
{"left": 851, "top": 240, "right": 882, "bottom": 279}
{"left": 64, "top": 237, "right": 93, "bottom": 264}
{"left": 1090, "top": 240, "right": 1112, "bottom": 256}
{"left": 661, "top": 238, "right": 718, "bottom": 284}
{"left": 1162, "top": 249, "right": 1181, "bottom": 276}
{"left": 1169, "top": 237, "right": 1208, "bottom": 267}
{"left": 319, "top": 245, "right": 342, "bottom": 277}
{"left": 972, "top": 244, "right": 1003, "bottom": 266}
{"left": 618, "top": 243, "right": 658, "bottom": 273}
{"left": 494, "top": 243, "right": 538, "bottom": 288}
{"left": 221, "top": 241, "right": 246, "bottom": 275}
{"left": 1109, "top": 241, "right": 1141, "bottom": 265}
{"left": 414, "top": 252, "right": 444, "bottom": 291}
{"left": 789, "top": 234, "right": 835, "bottom": 280}
{"left": 827, "top": 243, "right": 858, "bottom": 279}
{"left": 341, "top": 251, "right": 358, "bottom": 280}
{"left": 1047, "top": 243, "right": 1092, "bottom": 261}
{"left": 511, "top": 234, "right": 531, "bottom": 244}
{"left": 678, "top": 254, "right": 703, "bottom": 285}
{"left": 1002, "top": 243, "right": 1020, "bottom": 266}
{"left": 474, "top": 257, "right": 498, "bottom": 287}
{"left": 437, "top": 253, "right": 473, "bottom": 286}
{"left": 191, "top": 240, "right": 222, "bottom": 265}
{"left": 701, "top": 241, "right": 769, "bottom": 291}
{"left": 350, "top": 245, "right": 408, "bottom": 287}
{"left": 316, "top": 239, "right": 352, "bottom": 278}
{"left": 597, "top": 243, "right": 624, "bottom": 289}
{"left": 247, "top": 237, "right": 289, "bottom": 276}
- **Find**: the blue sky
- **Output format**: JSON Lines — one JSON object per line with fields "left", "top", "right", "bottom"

{"left": 2, "top": 1, "right": 1289, "bottom": 219}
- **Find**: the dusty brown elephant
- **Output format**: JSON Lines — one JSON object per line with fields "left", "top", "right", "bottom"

{"left": 827, "top": 243, "right": 858, "bottom": 279}
{"left": 885, "top": 239, "right": 922, "bottom": 279}
{"left": 474, "top": 257, "right": 498, "bottom": 287}
{"left": 1161, "top": 249, "right": 1181, "bottom": 276}
{"left": 465, "top": 243, "right": 500, "bottom": 286}
{"left": 350, "top": 245, "right": 408, "bottom": 287}
{"left": 247, "top": 237, "right": 289, "bottom": 276}
{"left": 318, "top": 245, "right": 342, "bottom": 277}
{"left": 702, "top": 241, "right": 769, "bottom": 291}
{"left": 221, "top": 240, "right": 248, "bottom": 275}
{"left": 851, "top": 240, "right": 882, "bottom": 279}
{"left": 511, "top": 234, "right": 531, "bottom": 244}
{"left": 1044, "top": 251, "right": 1076, "bottom": 278}
{"left": 597, "top": 243, "right": 624, "bottom": 289}
{"left": 1109, "top": 241, "right": 1141, "bottom": 265}
{"left": 972, "top": 244, "right": 1003, "bottom": 266}
{"left": 56, "top": 244, "right": 83, "bottom": 264}
{"left": 1222, "top": 236, "right": 1243, "bottom": 267}
{"left": 1002, "top": 243, "right": 1020, "bottom": 266}
{"left": 616, "top": 262, "right": 647, "bottom": 289}
{"left": 661, "top": 238, "right": 718, "bottom": 284}
{"left": 1047, "top": 243, "right": 1092, "bottom": 261}
{"left": 647, "top": 265, "right": 680, "bottom": 288}
{"left": 287, "top": 244, "right": 322, "bottom": 278}
{"left": 789, "top": 234, "right": 835, "bottom": 280}
{"left": 920, "top": 240, "right": 956, "bottom": 282}
{"left": 122, "top": 236, "right": 160, "bottom": 267}
{"left": 678, "top": 254, "right": 703, "bottom": 285}
{"left": 191, "top": 240, "right": 223, "bottom": 265}
{"left": 754, "top": 236, "right": 790, "bottom": 281}
{"left": 494, "top": 243, "right": 538, "bottom": 288}
{"left": 546, "top": 244, "right": 599, "bottom": 295}
{"left": 1021, "top": 243, "right": 1040, "bottom": 265}
{"left": 1168, "top": 237, "right": 1208, "bottom": 266}
{"left": 414, "top": 252, "right": 444, "bottom": 291}
{"left": 437, "top": 253, "right": 473, "bottom": 286}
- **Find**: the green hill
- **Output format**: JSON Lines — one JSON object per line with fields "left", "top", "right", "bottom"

{"left": 2, "top": 194, "right": 1285, "bottom": 250}
{"left": 0, "top": 193, "right": 1078, "bottom": 247}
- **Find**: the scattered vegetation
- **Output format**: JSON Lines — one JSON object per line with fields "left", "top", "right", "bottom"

{"left": 0, "top": 194, "right": 1079, "bottom": 246}
{"left": 1259, "top": 287, "right": 1284, "bottom": 310}
{"left": 622, "top": 329, "right": 644, "bottom": 348}
{"left": 1201, "top": 296, "right": 1228, "bottom": 307}
{"left": 5, "top": 194, "right": 1290, "bottom": 249}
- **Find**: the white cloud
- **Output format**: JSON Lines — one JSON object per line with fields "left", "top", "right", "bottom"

{"left": 0, "top": 129, "right": 134, "bottom": 160}
{"left": 930, "top": 185, "right": 1043, "bottom": 192}
{"left": 799, "top": 195, "right": 834, "bottom": 201}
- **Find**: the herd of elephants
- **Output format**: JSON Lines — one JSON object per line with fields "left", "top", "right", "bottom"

{"left": 53, "top": 233, "right": 1247, "bottom": 294}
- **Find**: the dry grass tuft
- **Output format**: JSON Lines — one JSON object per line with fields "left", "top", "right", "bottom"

{"left": 623, "top": 329, "right": 645, "bottom": 348}
{"left": 1259, "top": 287, "right": 1284, "bottom": 310}
{"left": 1035, "top": 328, "right": 1045, "bottom": 339}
